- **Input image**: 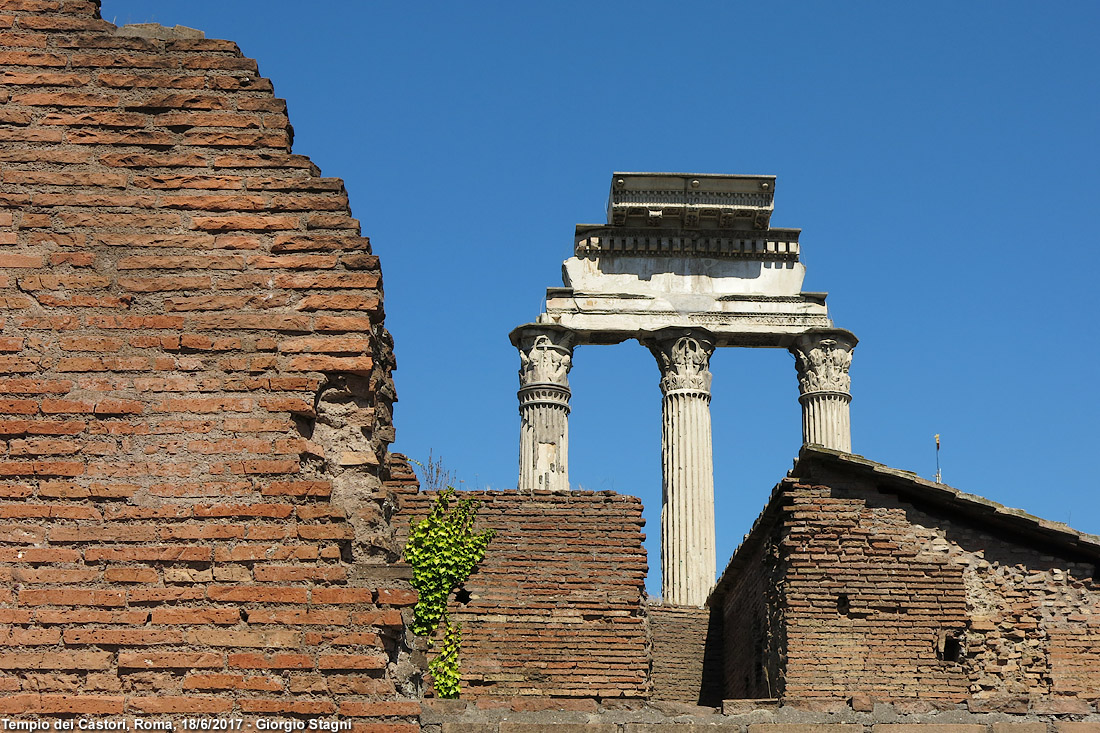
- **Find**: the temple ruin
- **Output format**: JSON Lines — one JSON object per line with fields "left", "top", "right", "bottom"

{"left": 512, "top": 172, "right": 858, "bottom": 605}
{"left": 0, "top": 2, "right": 1097, "bottom": 731}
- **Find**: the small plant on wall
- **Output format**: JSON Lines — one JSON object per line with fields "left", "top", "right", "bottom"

{"left": 404, "top": 487, "right": 494, "bottom": 698}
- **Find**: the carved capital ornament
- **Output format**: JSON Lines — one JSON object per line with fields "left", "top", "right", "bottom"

{"left": 791, "top": 331, "right": 856, "bottom": 398}
{"left": 649, "top": 333, "right": 716, "bottom": 395}
{"left": 517, "top": 329, "right": 574, "bottom": 389}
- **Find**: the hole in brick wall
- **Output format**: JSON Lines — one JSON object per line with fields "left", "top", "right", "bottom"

{"left": 938, "top": 631, "right": 963, "bottom": 663}
{"left": 339, "top": 541, "right": 353, "bottom": 564}
{"left": 292, "top": 414, "right": 315, "bottom": 440}
{"left": 454, "top": 588, "right": 472, "bottom": 605}
{"left": 240, "top": 610, "right": 249, "bottom": 623}
{"left": 837, "top": 592, "right": 851, "bottom": 616}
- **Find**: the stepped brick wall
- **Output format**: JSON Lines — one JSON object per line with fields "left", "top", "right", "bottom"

{"left": 715, "top": 508, "right": 783, "bottom": 701}
{"left": 716, "top": 456, "right": 1100, "bottom": 711}
{"left": 647, "top": 604, "right": 723, "bottom": 705}
{"left": 397, "top": 490, "right": 648, "bottom": 699}
{"left": 0, "top": 0, "right": 422, "bottom": 724}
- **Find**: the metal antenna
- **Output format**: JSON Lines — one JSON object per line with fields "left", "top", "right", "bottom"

{"left": 934, "top": 434, "right": 942, "bottom": 484}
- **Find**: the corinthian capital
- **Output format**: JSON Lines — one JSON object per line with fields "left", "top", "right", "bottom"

{"left": 647, "top": 331, "right": 716, "bottom": 394}
{"left": 790, "top": 329, "right": 858, "bottom": 396}
{"left": 513, "top": 325, "right": 575, "bottom": 389}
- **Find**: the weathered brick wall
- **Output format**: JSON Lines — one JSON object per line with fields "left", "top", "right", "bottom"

{"left": 717, "top": 496, "right": 784, "bottom": 701}
{"left": 718, "top": 455, "right": 1100, "bottom": 710}
{"left": 0, "top": 0, "right": 420, "bottom": 724}
{"left": 398, "top": 490, "right": 648, "bottom": 699}
{"left": 781, "top": 480, "right": 971, "bottom": 703}
{"left": 647, "top": 604, "right": 723, "bottom": 705}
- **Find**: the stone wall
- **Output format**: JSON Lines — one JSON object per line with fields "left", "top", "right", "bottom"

{"left": 398, "top": 490, "right": 648, "bottom": 699}
{"left": 421, "top": 697, "right": 1100, "bottom": 733}
{"left": 0, "top": 0, "right": 419, "bottom": 724}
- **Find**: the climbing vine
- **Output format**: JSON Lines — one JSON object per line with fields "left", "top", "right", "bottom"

{"left": 403, "top": 487, "right": 494, "bottom": 698}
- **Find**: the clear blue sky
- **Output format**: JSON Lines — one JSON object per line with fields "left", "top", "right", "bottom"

{"left": 107, "top": 1, "right": 1100, "bottom": 596}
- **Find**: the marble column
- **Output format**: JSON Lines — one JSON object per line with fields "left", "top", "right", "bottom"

{"left": 647, "top": 331, "right": 716, "bottom": 607}
{"left": 515, "top": 325, "right": 575, "bottom": 493}
{"left": 790, "top": 329, "right": 858, "bottom": 452}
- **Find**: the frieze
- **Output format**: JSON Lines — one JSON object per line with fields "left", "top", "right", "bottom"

{"left": 575, "top": 229, "right": 800, "bottom": 260}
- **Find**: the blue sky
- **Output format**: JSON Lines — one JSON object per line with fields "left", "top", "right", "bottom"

{"left": 106, "top": 1, "right": 1100, "bottom": 596}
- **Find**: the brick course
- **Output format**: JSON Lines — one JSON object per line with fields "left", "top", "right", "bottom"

{"left": 0, "top": 0, "right": 418, "bottom": 722}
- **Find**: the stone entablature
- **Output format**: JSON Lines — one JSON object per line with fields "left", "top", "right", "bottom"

{"left": 575, "top": 226, "right": 801, "bottom": 260}
{"left": 607, "top": 172, "right": 776, "bottom": 230}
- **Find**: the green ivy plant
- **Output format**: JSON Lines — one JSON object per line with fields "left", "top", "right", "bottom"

{"left": 404, "top": 487, "right": 494, "bottom": 699}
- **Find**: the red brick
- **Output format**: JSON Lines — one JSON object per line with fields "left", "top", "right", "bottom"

{"left": 0, "top": 253, "right": 43, "bottom": 268}
{"left": 84, "top": 546, "right": 212, "bottom": 562}
{"left": 191, "top": 214, "right": 300, "bottom": 231}
{"left": 0, "top": 651, "right": 112, "bottom": 670}
{"left": 317, "top": 654, "right": 387, "bottom": 670}
{"left": 246, "top": 609, "right": 350, "bottom": 625}
{"left": 19, "top": 589, "right": 125, "bottom": 607}
{"left": 0, "top": 628, "right": 61, "bottom": 645}
{"left": 182, "top": 673, "right": 283, "bottom": 691}
{"left": 118, "top": 652, "right": 222, "bottom": 669}
{"left": 0, "top": 51, "right": 67, "bottom": 67}
{"left": 127, "top": 696, "right": 233, "bottom": 714}
{"left": 240, "top": 699, "right": 337, "bottom": 714}
{"left": 297, "top": 293, "right": 382, "bottom": 311}
{"left": 312, "top": 588, "right": 375, "bottom": 604}
{"left": 377, "top": 588, "right": 418, "bottom": 606}
{"left": 34, "top": 610, "right": 147, "bottom": 625}
{"left": 0, "top": 694, "right": 123, "bottom": 715}
{"left": 207, "top": 586, "right": 309, "bottom": 604}
{"left": 127, "top": 587, "right": 206, "bottom": 603}
{"left": 0, "top": 547, "right": 81, "bottom": 563}
{"left": 288, "top": 355, "right": 373, "bottom": 374}
{"left": 10, "top": 567, "right": 97, "bottom": 584}
{"left": 151, "top": 608, "right": 240, "bottom": 625}
{"left": 193, "top": 503, "right": 293, "bottom": 518}
{"left": 228, "top": 653, "right": 313, "bottom": 669}
{"left": 351, "top": 610, "right": 405, "bottom": 627}
{"left": 63, "top": 629, "right": 184, "bottom": 646}
{"left": 341, "top": 701, "right": 421, "bottom": 717}
{"left": 103, "top": 567, "right": 160, "bottom": 584}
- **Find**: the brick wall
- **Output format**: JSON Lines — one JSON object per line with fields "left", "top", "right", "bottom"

{"left": 398, "top": 490, "right": 648, "bottom": 699}
{"left": 716, "top": 498, "right": 784, "bottom": 701}
{"left": 0, "top": 0, "right": 420, "bottom": 724}
{"left": 780, "top": 480, "right": 971, "bottom": 703}
{"left": 716, "top": 451, "right": 1100, "bottom": 711}
{"left": 648, "top": 604, "right": 723, "bottom": 705}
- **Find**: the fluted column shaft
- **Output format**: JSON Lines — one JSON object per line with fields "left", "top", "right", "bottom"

{"left": 648, "top": 332, "right": 716, "bottom": 607}
{"left": 515, "top": 326, "right": 575, "bottom": 493}
{"left": 790, "top": 329, "right": 858, "bottom": 452}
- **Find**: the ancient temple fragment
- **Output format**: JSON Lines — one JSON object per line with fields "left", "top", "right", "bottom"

{"left": 513, "top": 172, "right": 859, "bottom": 604}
